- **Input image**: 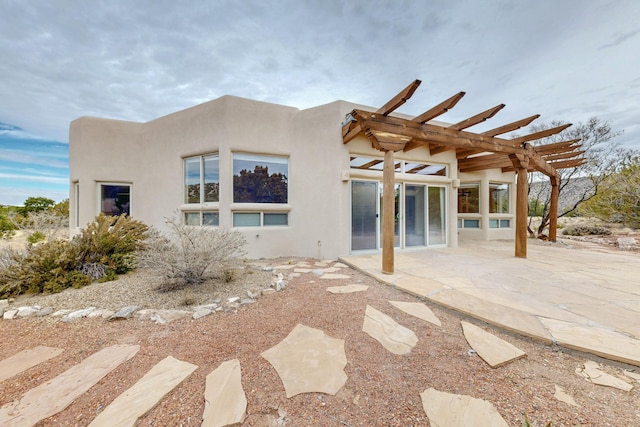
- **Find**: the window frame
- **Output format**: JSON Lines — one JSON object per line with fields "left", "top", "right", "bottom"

{"left": 232, "top": 211, "right": 289, "bottom": 228}
{"left": 184, "top": 153, "right": 220, "bottom": 205}
{"left": 97, "top": 182, "right": 132, "bottom": 217}
{"left": 489, "top": 182, "right": 510, "bottom": 214}
{"left": 232, "top": 153, "right": 289, "bottom": 204}
{"left": 184, "top": 211, "right": 220, "bottom": 227}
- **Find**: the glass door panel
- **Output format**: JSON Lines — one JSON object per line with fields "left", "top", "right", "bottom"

{"left": 379, "top": 183, "right": 401, "bottom": 247}
{"left": 351, "top": 181, "right": 378, "bottom": 250}
{"left": 405, "top": 185, "right": 426, "bottom": 246}
{"left": 428, "top": 186, "right": 447, "bottom": 245}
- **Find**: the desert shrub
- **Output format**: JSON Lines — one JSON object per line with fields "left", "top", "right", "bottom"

{"left": 140, "top": 215, "right": 246, "bottom": 287}
{"left": 27, "top": 231, "right": 46, "bottom": 244}
{"left": 0, "top": 240, "right": 89, "bottom": 298}
{"left": 0, "top": 213, "right": 15, "bottom": 239}
{"left": 0, "top": 214, "right": 150, "bottom": 298}
{"left": 73, "top": 214, "right": 150, "bottom": 276}
{"left": 562, "top": 225, "right": 612, "bottom": 236}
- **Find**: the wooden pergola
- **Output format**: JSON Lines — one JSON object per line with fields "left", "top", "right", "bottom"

{"left": 342, "top": 79, "right": 585, "bottom": 274}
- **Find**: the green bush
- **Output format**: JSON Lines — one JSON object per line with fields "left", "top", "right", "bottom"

{"left": 27, "top": 231, "right": 46, "bottom": 244}
{"left": 0, "top": 213, "right": 15, "bottom": 239}
{"left": 562, "top": 225, "right": 611, "bottom": 236}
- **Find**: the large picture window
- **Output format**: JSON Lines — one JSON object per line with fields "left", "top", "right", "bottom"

{"left": 489, "top": 183, "right": 510, "bottom": 213}
{"left": 184, "top": 154, "right": 219, "bottom": 204}
{"left": 233, "top": 153, "right": 288, "bottom": 203}
{"left": 100, "top": 184, "right": 131, "bottom": 216}
{"left": 457, "top": 183, "right": 479, "bottom": 214}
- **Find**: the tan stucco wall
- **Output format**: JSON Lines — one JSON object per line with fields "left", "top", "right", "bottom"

{"left": 69, "top": 94, "right": 515, "bottom": 259}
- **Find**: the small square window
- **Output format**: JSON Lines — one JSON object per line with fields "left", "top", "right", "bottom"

{"left": 500, "top": 219, "right": 511, "bottom": 228}
{"left": 489, "top": 219, "right": 499, "bottom": 228}
{"left": 233, "top": 212, "right": 261, "bottom": 227}
{"left": 185, "top": 212, "right": 200, "bottom": 226}
{"left": 203, "top": 212, "right": 219, "bottom": 226}
{"left": 463, "top": 219, "right": 480, "bottom": 228}
{"left": 264, "top": 213, "right": 288, "bottom": 226}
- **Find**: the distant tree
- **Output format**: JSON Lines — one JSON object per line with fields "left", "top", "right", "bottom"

{"left": 525, "top": 117, "right": 629, "bottom": 236}
{"left": 51, "top": 199, "right": 69, "bottom": 218}
{"left": 19, "top": 196, "right": 55, "bottom": 215}
{"left": 579, "top": 154, "right": 640, "bottom": 228}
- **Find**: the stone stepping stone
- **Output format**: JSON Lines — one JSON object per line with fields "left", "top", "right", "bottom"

{"left": 362, "top": 305, "right": 418, "bottom": 355}
{"left": 90, "top": 356, "right": 197, "bottom": 426}
{"left": 326, "top": 284, "right": 368, "bottom": 294}
{"left": 554, "top": 384, "right": 578, "bottom": 407}
{"left": 0, "top": 344, "right": 139, "bottom": 427}
{"left": 577, "top": 361, "right": 633, "bottom": 391}
{"left": 389, "top": 301, "right": 441, "bottom": 327}
{"left": 461, "top": 321, "right": 526, "bottom": 368}
{"left": 319, "top": 273, "right": 350, "bottom": 280}
{"left": 0, "top": 346, "right": 63, "bottom": 383}
{"left": 261, "top": 324, "right": 347, "bottom": 398}
{"left": 202, "top": 359, "right": 246, "bottom": 427}
{"left": 420, "top": 388, "right": 509, "bottom": 426}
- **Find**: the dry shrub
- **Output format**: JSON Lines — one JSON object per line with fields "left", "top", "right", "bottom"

{"left": 140, "top": 215, "right": 246, "bottom": 287}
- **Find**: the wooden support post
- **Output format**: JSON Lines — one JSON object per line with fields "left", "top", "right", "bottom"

{"left": 515, "top": 167, "right": 528, "bottom": 258}
{"left": 509, "top": 153, "right": 529, "bottom": 259}
{"left": 549, "top": 175, "right": 559, "bottom": 242}
{"left": 382, "top": 149, "right": 395, "bottom": 274}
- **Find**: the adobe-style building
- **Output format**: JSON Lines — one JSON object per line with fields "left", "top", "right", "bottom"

{"left": 69, "top": 80, "right": 583, "bottom": 271}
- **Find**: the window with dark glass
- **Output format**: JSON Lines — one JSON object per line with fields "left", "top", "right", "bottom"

{"left": 100, "top": 184, "right": 130, "bottom": 216}
{"left": 233, "top": 154, "right": 288, "bottom": 203}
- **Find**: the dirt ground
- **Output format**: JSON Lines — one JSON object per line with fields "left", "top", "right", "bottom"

{"left": 1, "top": 257, "right": 640, "bottom": 426}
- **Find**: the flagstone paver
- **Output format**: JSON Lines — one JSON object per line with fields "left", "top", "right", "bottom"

{"left": 362, "top": 305, "right": 418, "bottom": 355}
{"left": 461, "top": 321, "right": 526, "bottom": 368}
{"left": 319, "top": 273, "right": 351, "bottom": 280}
{"left": 577, "top": 361, "right": 633, "bottom": 392}
{"left": 0, "top": 346, "right": 63, "bottom": 383}
{"left": 261, "top": 324, "right": 347, "bottom": 398}
{"left": 554, "top": 385, "right": 578, "bottom": 407}
{"left": 202, "top": 359, "right": 247, "bottom": 427}
{"left": 342, "top": 240, "right": 640, "bottom": 366}
{"left": 326, "top": 284, "right": 369, "bottom": 293}
{"left": 89, "top": 356, "right": 197, "bottom": 427}
{"left": 0, "top": 344, "right": 139, "bottom": 427}
{"left": 389, "top": 301, "right": 441, "bottom": 326}
{"left": 420, "top": 387, "right": 509, "bottom": 427}
{"left": 539, "top": 317, "right": 640, "bottom": 366}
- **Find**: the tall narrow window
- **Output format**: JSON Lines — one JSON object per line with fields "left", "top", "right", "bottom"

{"left": 184, "top": 154, "right": 219, "bottom": 204}
{"left": 100, "top": 184, "right": 131, "bottom": 216}
{"left": 233, "top": 153, "right": 288, "bottom": 203}
{"left": 489, "top": 183, "right": 509, "bottom": 213}
{"left": 458, "top": 183, "right": 479, "bottom": 213}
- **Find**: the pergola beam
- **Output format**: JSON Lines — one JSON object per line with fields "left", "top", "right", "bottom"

{"left": 481, "top": 114, "right": 540, "bottom": 137}
{"left": 449, "top": 104, "right": 505, "bottom": 131}
{"left": 350, "top": 109, "right": 524, "bottom": 155}
{"left": 511, "top": 123, "right": 572, "bottom": 145}
{"left": 376, "top": 79, "right": 422, "bottom": 116}
{"left": 412, "top": 91, "right": 466, "bottom": 123}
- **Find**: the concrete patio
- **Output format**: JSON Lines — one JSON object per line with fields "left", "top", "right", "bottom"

{"left": 342, "top": 239, "right": 640, "bottom": 366}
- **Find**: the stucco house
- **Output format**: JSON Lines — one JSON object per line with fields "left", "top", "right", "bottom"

{"left": 69, "top": 81, "right": 581, "bottom": 263}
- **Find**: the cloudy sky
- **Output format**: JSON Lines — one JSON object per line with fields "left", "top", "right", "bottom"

{"left": 1, "top": 0, "right": 639, "bottom": 205}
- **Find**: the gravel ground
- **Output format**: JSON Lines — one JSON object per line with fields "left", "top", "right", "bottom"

{"left": 1, "top": 257, "right": 639, "bottom": 426}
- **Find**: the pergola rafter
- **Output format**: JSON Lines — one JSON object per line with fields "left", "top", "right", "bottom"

{"left": 341, "top": 79, "right": 585, "bottom": 273}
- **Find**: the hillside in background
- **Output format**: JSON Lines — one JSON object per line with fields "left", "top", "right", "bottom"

{"left": 528, "top": 177, "right": 594, "bottom": 214}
